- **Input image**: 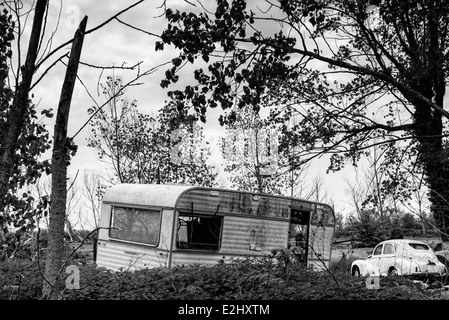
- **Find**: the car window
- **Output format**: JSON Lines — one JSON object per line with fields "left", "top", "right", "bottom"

{"left": 408, "top": 243, "right": 430, "bottom": 250}
{"left": 383, "top": 244, "right": 394, "bottom": 254}
{"left": 373, "top": 244, "right": 383, "bottom": 255}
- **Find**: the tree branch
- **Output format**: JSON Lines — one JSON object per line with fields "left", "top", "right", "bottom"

{"left": 236, "top": 37, "right": 449, "bottom": 119}
{"left": 115, "top": 17, "right": 161, "bottom": 38}
{"left": 35, "top": 0, "right": 146, "bottom": 71}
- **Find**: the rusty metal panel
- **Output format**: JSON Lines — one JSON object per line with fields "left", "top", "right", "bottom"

{"left": 219, "top": 216, "right": 289, "bottom": 255}
{"left": 311, "top": 204, "right": 335, "bottom": 225}
{"left": 308, "top": 224, "right": 334, "bottom": 263}
{"left": 176, "top": 189, "right": 290, "bottom": 219}
{"left": 291, "top": 200, "right": 313, "bottom": 211}
{"left": 96, "top": 240, "right": 169, "bottom": 271}
{"left": 170, "top": 252, "right": 227, "bottom": 267}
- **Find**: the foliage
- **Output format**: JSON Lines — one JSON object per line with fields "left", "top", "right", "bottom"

{"left": 0, "top": 229, "right": 35, "bottom": 262}
{"left": 157, "top": 0, "right": 449, "bottom": 240}
{"left": 334, "top": 212, "right": 345, "bottom": 233}
{"left": 350, "top": 217, "right": 388, "bottom": 247}
{"left": 401, "top": 212, "right": 422, "bottom": 230}
{"left": 0, "top": 4, "right": 51, "bottom": 233}
{"left": 342, "top": 208, "right": 440, "bottom": 246}
{"left": 0, "top": 228, "right": 79, "bottom": 262}
{"left": 0, "top": 254, "right": 442, "bottom": 300}
{"left": 88, "top": 76, "right": 217, "bottom": 187}
{"left": 0, "top": 259, "right": 44, "bottom": 299}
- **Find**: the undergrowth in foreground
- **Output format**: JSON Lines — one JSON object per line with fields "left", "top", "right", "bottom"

{"left": 0, "top": 255, "right": 444, "bottom": 300}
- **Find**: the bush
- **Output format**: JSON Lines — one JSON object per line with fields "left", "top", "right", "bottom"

{"left": 0, "top": 251, "right": 441, "bottom": 300}
{"left": 59, "top": 258, "right": 438, "bottom": 300}
{"left": 328, "top": 252, "right": 362, "bottom": 275}
{"left": 1, "top": 230, "right": 38, "bottom": 261}
{"left": 334, "top": 229, "right": 354, "bottom": 239}
{"left": 0, "top": 259, "right": 44, "bottom": 299}
{"left": 389, "top": 227, "right": 404, "bottom": 239}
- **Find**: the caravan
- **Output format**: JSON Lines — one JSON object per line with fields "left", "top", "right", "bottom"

{"left": 96, "top": 184, "right": 335, "bottom": 271}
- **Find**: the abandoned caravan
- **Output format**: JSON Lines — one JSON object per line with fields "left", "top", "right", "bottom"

{"left": 95, "top": 184, "right": 335, "bottom": 271}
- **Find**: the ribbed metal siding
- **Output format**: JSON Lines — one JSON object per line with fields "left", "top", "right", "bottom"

{"left": 170, "top": 252, "right": 228, "bottom": 267}
{"left": 219, "top": 215, "right": 289, "bottom": 255}
{"left": 96, "top": 241, "right": 169, "bottom": 272}
{"left": 170, "top": 251, "right": 272, "bottom": 267}
{"left": 170, "top": 216, "right": 289, "bottom": 267}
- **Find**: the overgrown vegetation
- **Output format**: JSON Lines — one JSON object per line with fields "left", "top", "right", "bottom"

{"left": 335, "top": 208, "right": 439, "bottom": 247}
{"left": 0, "top": 248, "right": 447, "bottom": 300}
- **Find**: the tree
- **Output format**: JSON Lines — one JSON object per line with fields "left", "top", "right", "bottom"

{"left": 23, "top": 175, "right": 82, "bottom": 239}
{"left": 88, "top": 75, "right": 217, "bottom": 187}
{"left": 0, "top": 0, "right": 52, "bottom": 235}
{"left": 0, "top": 0, "right": 162, "bottom": 299}
{"left": 221, "top": 104, "right": 312, "bottom": 196}
{"left": 157, "top": 0, "right": 449, "bottom": 240}
{"left": 43, "top": 14, "right": 88, "bottom": 300}
{"left": 346, "top": 145, "right": 401, "bottom": 221}
{"left": 221, "top": 105, "right": 280, "bottom": 194}
{"left": 0, "top": 0, "right": 151, "bottom": 229}
{"left": 335, "top": 212, "right": 345, "bottom": 233}
{"left": 87, "top": 74, "right": 142, "bottom": 183}
{"left": 80, "top": 170, "right": 106, "bottom": 230}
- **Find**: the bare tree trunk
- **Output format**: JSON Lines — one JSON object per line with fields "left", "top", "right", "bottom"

{"left": 43, "top": 16, "right": 88, "bottom": 300}
{"left": 81, "top": 170, "right": 102, "bottom": 229}
{"left": 0, "top": 0, "right": 46, "bottom": 209}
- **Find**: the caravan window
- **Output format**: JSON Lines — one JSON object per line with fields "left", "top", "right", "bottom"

{"left": 109, "top": 206, "right": 161, "bottom": 245}
{"left": 176, "top": 213, "right": 222, "bottom": 251}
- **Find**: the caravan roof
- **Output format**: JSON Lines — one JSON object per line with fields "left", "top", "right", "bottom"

{"left": 101, "top": 184, "right": 334, "bottom": 222}
{"left": 102, "top": 183, "right": 194, "bottom": 208}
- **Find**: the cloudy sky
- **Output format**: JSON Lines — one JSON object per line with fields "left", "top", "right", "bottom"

{"left": 31, "top": 0, "right": 193, "bottom": 168}
{"left": 17, "top": 0, "right": 363, "bottom": 217}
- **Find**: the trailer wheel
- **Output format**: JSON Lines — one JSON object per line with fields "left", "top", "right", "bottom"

{"left": 352, "top": 266, "right": 360, "bottom": 277}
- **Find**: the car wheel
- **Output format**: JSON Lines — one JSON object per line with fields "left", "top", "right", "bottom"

{"left": 352, "top": 266, "right": 360, "bottom": 277}
{"left": 388, "top": 267, "right": 398, "bottom": 277}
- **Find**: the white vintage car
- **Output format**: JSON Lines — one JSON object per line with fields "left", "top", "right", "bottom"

{"left": 351, "top": 239, "right": 447, "bottom": 277}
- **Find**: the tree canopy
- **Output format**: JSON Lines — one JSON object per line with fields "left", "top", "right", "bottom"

{"left": 220, "top": 104, "right": 308, "bottom": 196}
{"left": 157, "top": 0, "right": 449, "bottom": 239}
{"left": 88, "top": 75, "right": 217, "bottom": 187}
